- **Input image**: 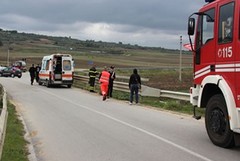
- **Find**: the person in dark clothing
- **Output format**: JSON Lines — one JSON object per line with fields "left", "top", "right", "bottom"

{"left": 35, "top": 64, "right": 41, "bottom": 83}
{"left": 29, "top": 64, "right": 36, "bottom": 85}
{"left": 129, "top": 68, "right": 141, "bottom": 105}
{"left": 108, "top": 66, "right": 116, "bottom": 98}
{"left": 88, "top": 65, "right": 98, "bottom": 92}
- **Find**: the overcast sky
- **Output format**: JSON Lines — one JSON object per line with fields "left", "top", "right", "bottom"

{"left": 0, "top": 0, "right": 205, "bottom": 49}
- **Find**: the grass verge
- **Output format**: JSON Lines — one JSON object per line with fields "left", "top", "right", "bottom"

{"left": 101, "top": 90, "right": 205, "bottom": 116}
{"left": 1, "top": 101, "right": 29, "bottom": 161}
{"left": 73, "top": 78, "right": 205, "bottom": 116}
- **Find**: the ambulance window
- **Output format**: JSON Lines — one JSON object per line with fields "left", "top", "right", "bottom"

{"left": 46, "top": 60, "right": 50, "bottom": 71}
{"left": 63, "top": 60, "right": 71, "bottom": 71}
{"left": 218, "top": 2, "right": 234, "bottom": 43}
{"left": 41, "top": 62, "right": 45, "bottom": 70}
{"left": 41, "top": 60, "right": 46, "bottom": 70}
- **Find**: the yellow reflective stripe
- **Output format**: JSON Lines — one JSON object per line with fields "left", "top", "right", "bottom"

{"left": 89, "top": 71, "right": 98, "bottom": 73}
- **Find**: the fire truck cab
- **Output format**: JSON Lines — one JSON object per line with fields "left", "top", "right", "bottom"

{"left": 38, "top": 54, "right": 74, "bottom": 88}
{"left": 188, "top": 0, "right": 240, "bottom": 148}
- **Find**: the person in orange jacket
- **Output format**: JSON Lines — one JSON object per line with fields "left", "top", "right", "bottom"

{"left": 99, "top": 66, "right": 110, "bottom": 101}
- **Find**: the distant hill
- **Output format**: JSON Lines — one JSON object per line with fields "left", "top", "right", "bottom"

{"left": 0, "top": 29, "right": 185, "bottom": 54}
{"left": 0, "top": 28, "right": 192, "bottom": 70}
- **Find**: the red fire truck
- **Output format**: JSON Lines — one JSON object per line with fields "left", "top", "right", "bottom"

{"left": 188, "top": 0, "right": 240, "bottom": 148}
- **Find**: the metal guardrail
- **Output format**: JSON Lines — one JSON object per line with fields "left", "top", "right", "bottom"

{"left": 0, "top": 88, "right": 8, "bottom": 160}
{"left": 74, "top": 75, "right": 190, "bottom": 101}
{"left": 160, "top": 90, "right": 190, "bottom": 101}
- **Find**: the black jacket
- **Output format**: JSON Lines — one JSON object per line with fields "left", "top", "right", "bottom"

{"left": 129, "top": 73, "right": 141, "bottom": 88}
{"left": 29, "top": 67, "right": 36, "bottom": 77}
{"left": 89, "top": 67, "right": 98, "bottom": 78}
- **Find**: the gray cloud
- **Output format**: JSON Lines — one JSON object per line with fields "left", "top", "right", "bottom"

{"left": 0, "top": 0, "right": 205, "bottom": 49}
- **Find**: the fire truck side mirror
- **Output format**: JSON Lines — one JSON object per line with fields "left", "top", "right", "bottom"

{"left": 188, "top": 18, "right": 195, "bottom": 36}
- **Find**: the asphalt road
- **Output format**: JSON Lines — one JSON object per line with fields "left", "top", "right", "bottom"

{"left": 0, "top": 73, "right": 239, "bottom": 161}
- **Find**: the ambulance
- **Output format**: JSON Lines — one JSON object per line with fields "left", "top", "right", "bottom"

{"left": 38, "top": 54, "right": 74, "bottom": 88}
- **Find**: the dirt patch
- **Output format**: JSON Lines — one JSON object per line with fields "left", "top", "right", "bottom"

{"left": 144, "top": 71, "right": 193, "bottom": 91}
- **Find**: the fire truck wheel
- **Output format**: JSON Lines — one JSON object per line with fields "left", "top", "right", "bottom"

{"left": 205, "top": 94, "right": 235, "bottom": 148}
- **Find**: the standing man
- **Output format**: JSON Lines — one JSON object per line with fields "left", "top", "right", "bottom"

{"left": 108, "top": 66, "right": 116, "bottom": 98}
{"left": 88, "top": 65, "right": 98, "bottom": 92}
{"left": 29, "top": 64, "right": 36, "bottom": 85}
{"left": 129, "top": 68, "right": 141, "bottom": 105}
{"left": 99, "top": 66, "right": 110, "bottom": 101}
{"left": 35, "top": 64, "right": 41, "bottom": 83}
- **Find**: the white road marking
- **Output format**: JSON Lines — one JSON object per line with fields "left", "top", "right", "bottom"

{"left": 41, "top": 89, "right": 213, "bottom": 161}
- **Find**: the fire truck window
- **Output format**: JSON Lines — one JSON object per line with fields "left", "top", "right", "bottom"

{"left": 196, "top": 8, "right": 214, "bottom": 49}
{"left": 202, "top": 13, "right": 214, "bottom": 45}
{"left": 218, "top": 2, "right": 234, "bottom": 43}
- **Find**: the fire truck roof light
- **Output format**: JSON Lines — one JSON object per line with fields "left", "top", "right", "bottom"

{"left": 205, "top": 0, "right": 215, "bottom": 3}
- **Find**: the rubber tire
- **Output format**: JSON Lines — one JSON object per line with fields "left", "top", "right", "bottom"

{"left": 205, "top": 94, "right": 235, "bottom": 148}
{"left": 67, "top": 84, "right": 72, "bottom": 88}
{"left": 11, "top": 73, "right": 15, "bottom": 78}
{"left": 46, "top": 81, "right": 51, "bottom": 88}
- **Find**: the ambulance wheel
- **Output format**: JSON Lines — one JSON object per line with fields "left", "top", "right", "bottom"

{"left": 46, "top": 81, "right": 51, "bottom": 88}
{"left": 38, "top": 81, "right": 43, "bottom": 85}
{"left": 205, "top": 94, "right": 235, "bottom": 148}
{"left": 67, "top": 85, "right": 72, "bottom": 88}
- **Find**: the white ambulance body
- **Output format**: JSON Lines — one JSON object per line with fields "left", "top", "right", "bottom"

{"left": 38, "top": 53, "right": 74, "bottom": 88}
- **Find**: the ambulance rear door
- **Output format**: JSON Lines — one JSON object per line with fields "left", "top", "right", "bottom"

{"left": 62, "top": 56, "right": 74, "bottom": 84}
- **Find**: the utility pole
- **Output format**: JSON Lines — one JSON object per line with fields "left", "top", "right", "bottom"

{"left": 7, "top": 38, "right": 11, "bottom": 66}
{"left": 179, "top": 35, "right": 182, "bottom": 82}
{"left": 7, "top": 48, "right": 10, "bottom": 66}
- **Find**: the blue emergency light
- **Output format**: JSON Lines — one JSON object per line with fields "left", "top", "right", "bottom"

{"left": 205, "top": 0, "right": 215, "bottom": 3}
